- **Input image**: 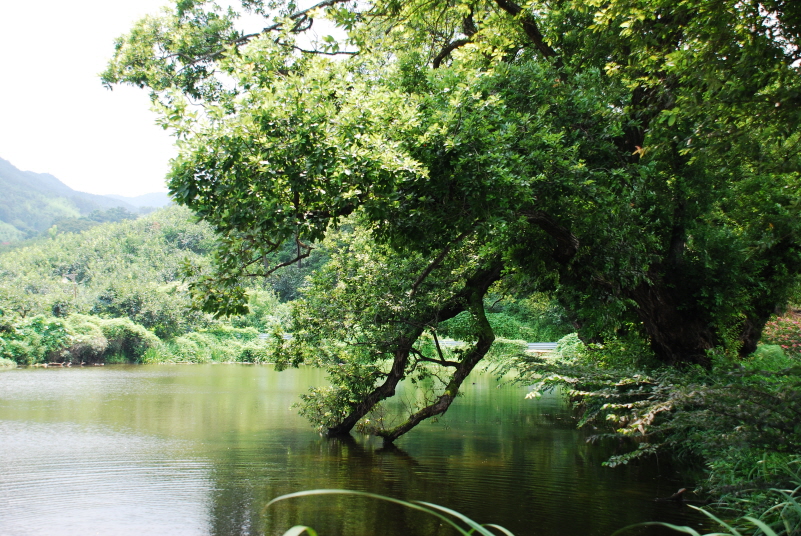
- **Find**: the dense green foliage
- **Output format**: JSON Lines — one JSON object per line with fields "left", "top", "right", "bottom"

{"left": 0, "top": 205, "right": 299, "bottom": 364}
{"left": 101, "top": 0, "right": 801, "bottom": 446}
{"left": 0, "top": 313, "right": 159, "bottom": 365}
{"left": 0, "top": 309, "right": 283, "bottom": 365}
{"left": 0, "top": 206, "right": 215, "bottom": 335}
{"left": 439, "top": 294, "right": 572, "bottom": 343}
{"left": 104, "top": 0, "right": 801, "bottom": 365}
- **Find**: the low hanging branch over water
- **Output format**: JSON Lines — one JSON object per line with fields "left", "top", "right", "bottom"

{"left": 323, "top": 259, "right": 504, "bottom": 442}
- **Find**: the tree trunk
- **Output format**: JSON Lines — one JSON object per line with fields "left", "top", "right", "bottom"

{"left": 326, "top": 262, "right": 503, "bottom": 439}
{"left": 326, "top": 332, "right": 419, "bottom": 437}
{"left": 377, "top": 286, "right": 495, "bottom": 444}
{"left": 628, "top": 281, "right": 716, "bottom": 367}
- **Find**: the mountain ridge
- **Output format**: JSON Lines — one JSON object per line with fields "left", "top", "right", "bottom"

{"left": 0, "top": 157, "right": 170, "bottom": 242}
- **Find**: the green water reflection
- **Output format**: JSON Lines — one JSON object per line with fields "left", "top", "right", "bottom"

{"left": 0, "top": 365, "right": 706, "bottom": 535}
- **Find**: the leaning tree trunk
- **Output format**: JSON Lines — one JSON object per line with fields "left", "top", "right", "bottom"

{"left": 376, "top": 285, "right": 496, "bottom": 444}
{"left": 326, "top": 330, "right": 421, "bottom": 437}
{"left": 326, "top": 262, "right": 503, "bottom": 440}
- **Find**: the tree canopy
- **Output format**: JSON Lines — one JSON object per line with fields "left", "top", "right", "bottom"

{"left": 105, "top": 0, "right": 801, "bottom": 440}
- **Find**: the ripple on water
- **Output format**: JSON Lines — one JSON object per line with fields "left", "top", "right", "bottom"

{"left": 0, "top": 365, "right": 709, "bottom": 536}
{"left": 0, "top": 420, "right": 212, "bottom": 536}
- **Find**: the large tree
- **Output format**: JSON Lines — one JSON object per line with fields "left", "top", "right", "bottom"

{"left": 105, "top": 0, "right": 801, "bottom": 439}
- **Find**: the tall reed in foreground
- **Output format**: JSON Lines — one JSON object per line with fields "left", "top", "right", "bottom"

{"left": 266, "top": 489, "right": 514, "bottom": 536}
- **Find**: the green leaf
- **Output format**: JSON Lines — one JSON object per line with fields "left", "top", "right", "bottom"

{"left": 610, "top": 521, "right": 703, "bottom": 536}
{"left": 281, "top": 526, "right": 318, "bottom": 536}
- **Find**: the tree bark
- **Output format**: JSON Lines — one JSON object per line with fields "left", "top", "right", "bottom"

{"left": 326, "top": 262, "right": 503, "bottom": 439}
{"left": 326, "top": 331, "right": 420, "bottom": 437}
{"left": 377, "top": 283, "right": 496, "bottom": 444}
{"left": 627, "top": 280, "right": 716, "bottom": 367}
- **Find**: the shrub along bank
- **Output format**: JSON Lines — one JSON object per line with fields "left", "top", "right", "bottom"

{"left": 521, "top": 332, "right": 801, "bottom": 535}
{"left": 0, "top": 312, "right": 285, "bottom": 366}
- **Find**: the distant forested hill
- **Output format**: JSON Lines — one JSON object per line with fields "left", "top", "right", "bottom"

{"left": 0, "top": 157, "right": 168, "bottom": 242}
{"left": 0, "top": 205, "right": 215, "bottom": 336}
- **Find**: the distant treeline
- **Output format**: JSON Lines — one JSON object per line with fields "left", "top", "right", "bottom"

{"left": 0, "top": 206, "right": 570, "bottom": 367}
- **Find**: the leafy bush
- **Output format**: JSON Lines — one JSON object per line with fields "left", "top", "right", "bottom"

{"left": 762, "top": 316, "right": 801, "bottom": 357}
{"left": 96, "top": 316, "right": 161, "bottom": 359}
{"left": 159, "top": 326, "right": 276, "bottom": 363}
{"left": 59, "top": 314, "right": 108, "bottom": 363}
{"left": 231, "top": 289, "right": 290, "bottom": 332}
{"left": 554, "top": 333, "right": 585, "bottom": 361}
{"left": 90, "top": 281, "right": 207, "bottom": 338}
{"left": 488, "top": 293, "right": 574, "bottom": 342}
{"left": 0, "top": 313, "right": 162, "bottom": 364}
{"left": 0, "top": 315, "right": 70, "bottom": 364}
{"left": 519, "top": 334, "right": 801, "bottom": 528}
{"left": 485, "top": 338, "right": 528, "bottom": 363}
{"left": 747, "top": 344, "right": 796, "bottom": 371}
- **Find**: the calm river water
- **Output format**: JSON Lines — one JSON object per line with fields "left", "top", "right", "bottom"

{"left": 0, "top": 364, "right": 706, "bottom": 536}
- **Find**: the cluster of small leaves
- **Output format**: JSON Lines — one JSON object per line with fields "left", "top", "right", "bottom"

{"left": 762, "top": 315, "right": 801, "bottom": 357}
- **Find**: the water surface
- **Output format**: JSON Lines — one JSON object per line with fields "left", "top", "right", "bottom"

{"left": 0, "top": 365, "right": 706, "bottom": 535}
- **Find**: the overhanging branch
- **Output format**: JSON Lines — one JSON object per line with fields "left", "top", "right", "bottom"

{"left": 410, "top": 229, "right": 471, "bottom": 297}
{"left": 493, "top": 0, "right": 559, "bottom": 62}
{"left": 433, "top": 38, "right": 471, "bottom": 68}
{"left": 245, "top": 239, "right": 313, "bottom": 277}
{"left": 410, "top": 347, "right": 460, "bottom": 368}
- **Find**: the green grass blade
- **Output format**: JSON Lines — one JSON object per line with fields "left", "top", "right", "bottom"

{"left": 281, "top": 526, "right": 318, "bottom": 536}
{"left": 742, "top": 517, "right": 778, "bottom": 536}
{"left": 482, "top": 523, "right": 516, "bottom": 535}
{"left": 688, "top": 505, "right": 742, "bottom": 536}
{"left": 773, "top": 487, "right": 801, "bottom": 515}
{"left": 414, "top": 500, "right": 506, "bottom": 536}
{"left": 610, "top": 521, "right": 704, "bottom": 536}
{"left": 266, "top": 489, "right": 473, "bottom": 536}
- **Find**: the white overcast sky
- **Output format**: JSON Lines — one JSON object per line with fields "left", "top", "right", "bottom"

{"left": 0, "top": 1, "right": 175, "bottom": 197}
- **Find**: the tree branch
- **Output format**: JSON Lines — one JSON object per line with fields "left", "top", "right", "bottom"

{"left": 235, "top": 0, "right": 353, "bottom": 45}
{"left": 245, "top": 239, "right": 313, "bottom": 277}
{"left": 410, "top": 347, "right": 460, "bottom": 368}
{"left": 292, "top": 45, "right": 358, "bottom": 56}
{"left": 410, "top": 229, "right": 471, "bottom": 297}
{"left": 492, "top": 0, "right": 559, "bottom": 62}
{"left": 325, "top": 261, "right": 504, "bottom": 439}
{"left": 378, "top": 276, "right": 498, "bottom": 443}
{"left": 432, "top": 38, "right": 471, "bottom": 68}
{"left": 431, "top": 330, "right": 447, "bottom": 363}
